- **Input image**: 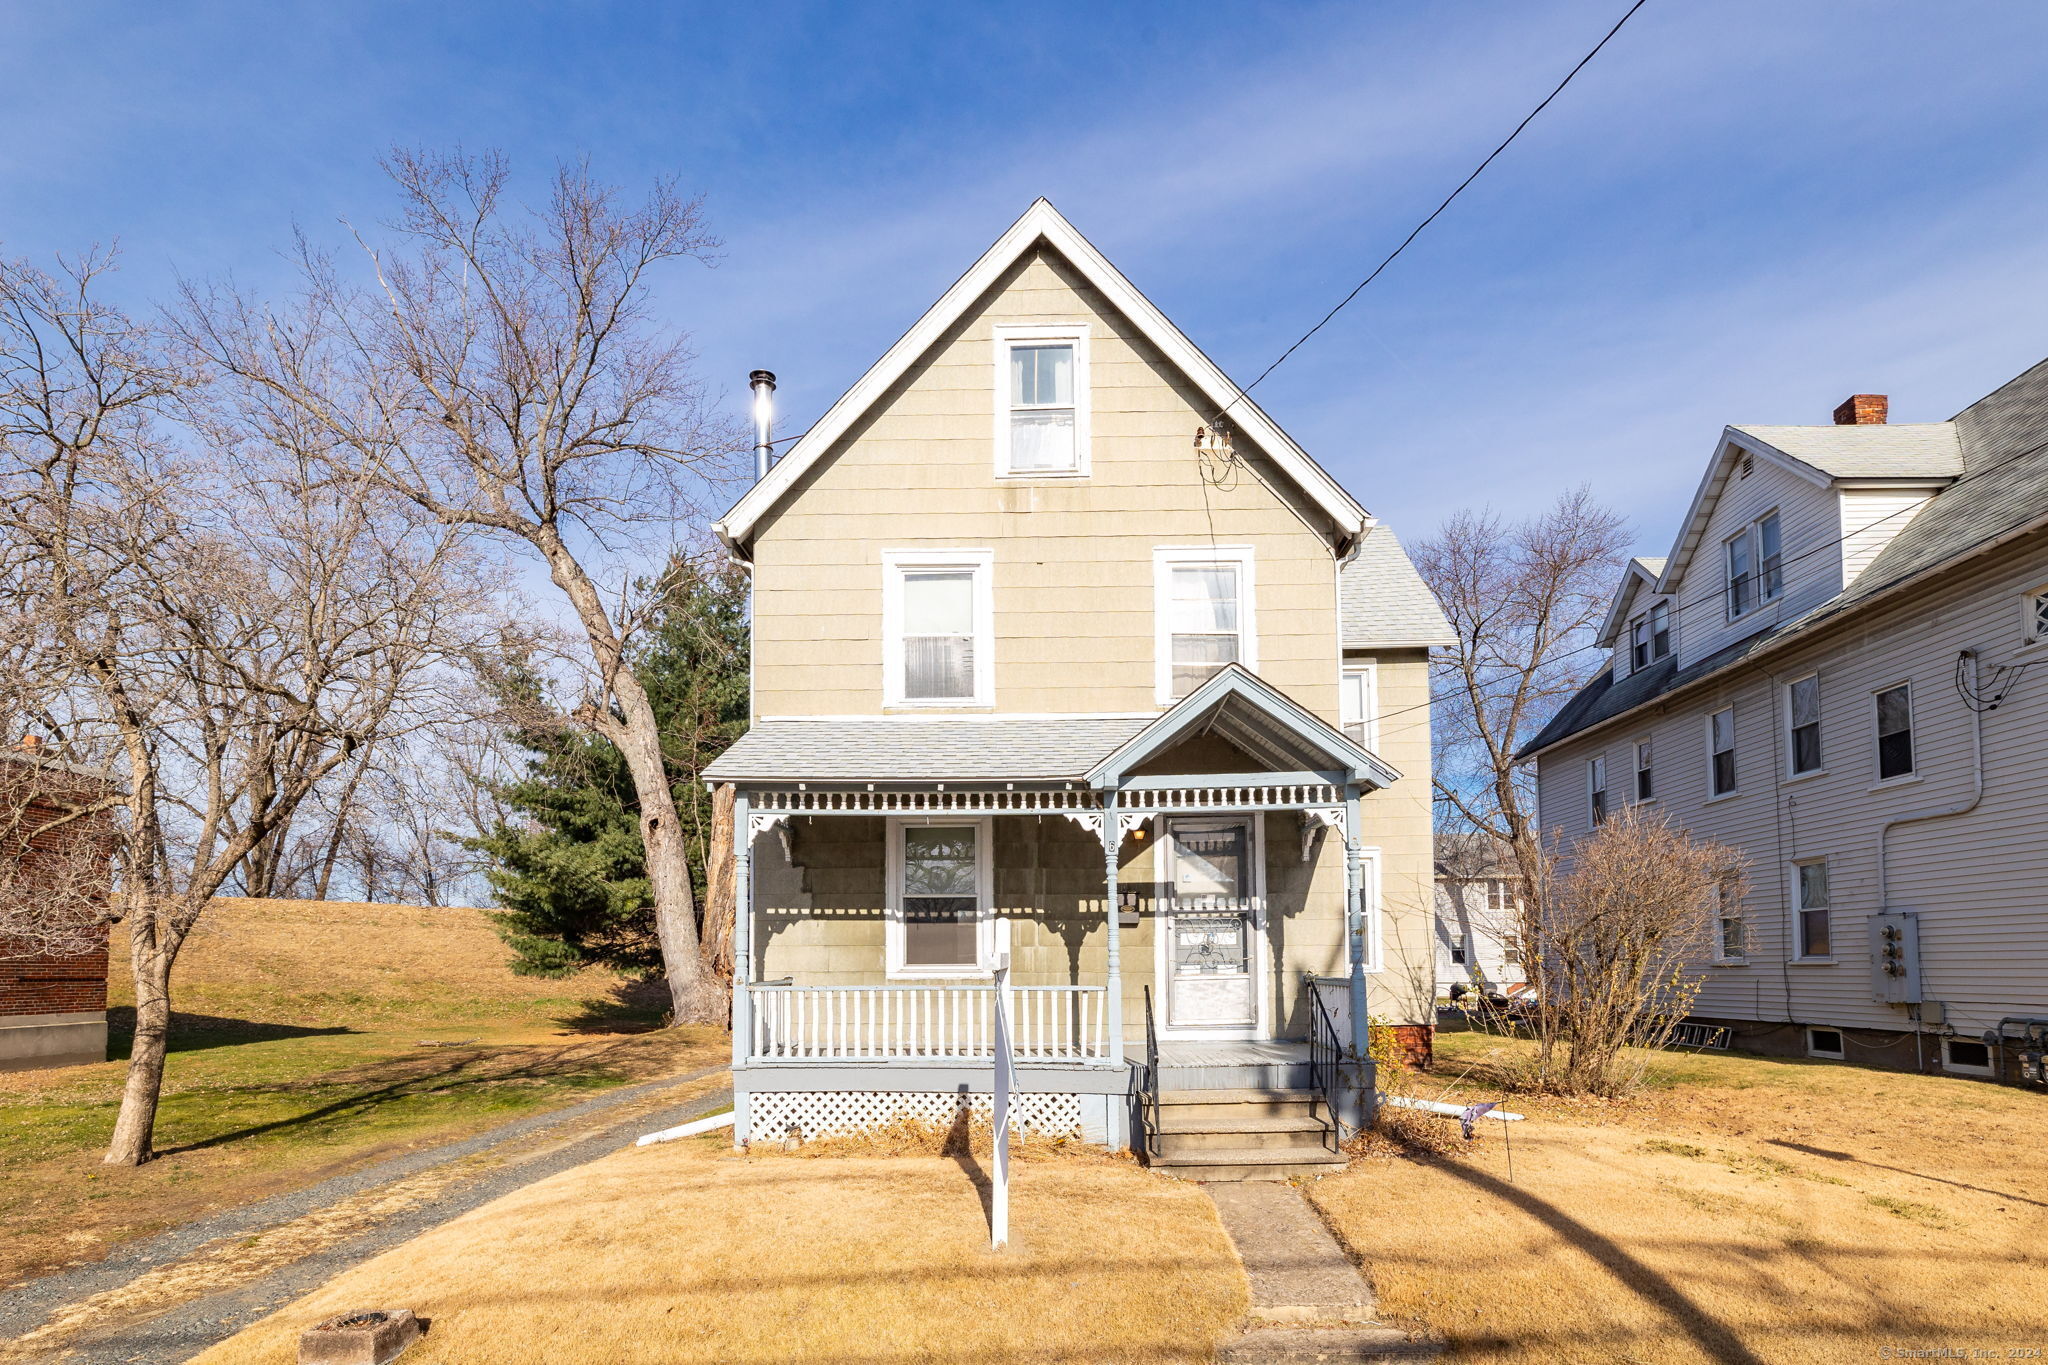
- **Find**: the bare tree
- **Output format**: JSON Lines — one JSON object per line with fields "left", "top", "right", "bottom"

{"left": 177, "top": 150, "right": 742, "bottom": 1022}
{"left": 1416, "top": 487, "right": 1628, "bottom": 1082}
{"left": 0, "top": 749, "right": 118, "bottom": 960}
{"left": 1543, "top": 806, "right": 1746, "bottom": 1095}
{"left": 0, "top": 249, "right": 493, "bottom": 1165}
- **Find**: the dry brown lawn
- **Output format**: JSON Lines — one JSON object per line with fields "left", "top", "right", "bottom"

{"left": 0, "top": 898, "right": 723, "bottom": 1288}
{"left": 1314, "top": 1030, "right": 2048, "bottom": 1364}
{"left": 186, "top": 1136, "right": 1246, "bottom": 1365}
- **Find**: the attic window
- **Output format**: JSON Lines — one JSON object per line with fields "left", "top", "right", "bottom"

{"left": 995, "top": 326, "right": 1089, "bottom": 478}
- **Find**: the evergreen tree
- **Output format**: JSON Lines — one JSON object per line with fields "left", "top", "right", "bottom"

{"left": 473, "top": 556, "right": 748, "bottom": 977}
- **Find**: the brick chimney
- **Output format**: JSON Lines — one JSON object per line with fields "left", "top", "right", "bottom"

{"left": 1833, "top": 393, "right": 1888, "bottom": 425}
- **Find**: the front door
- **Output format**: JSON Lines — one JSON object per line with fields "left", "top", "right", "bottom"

{"left": 1162, "top": 817, "right": 1257, "bottom": 1031}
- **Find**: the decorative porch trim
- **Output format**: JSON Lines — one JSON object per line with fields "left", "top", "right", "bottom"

{"left": 1298, "top": 805, "right": 1346, "bottom": 862}
{"left": 748, "top": 1090, "right": 1083, "bottom": 1141}
{"left": 750, "top": 788, "right": 1101, "bottom": 817}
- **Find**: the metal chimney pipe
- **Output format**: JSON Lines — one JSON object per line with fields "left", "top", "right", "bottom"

{"left": 749, "top": 370, "right": 777, "bottom": 481}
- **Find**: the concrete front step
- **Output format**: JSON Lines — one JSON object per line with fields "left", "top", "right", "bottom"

{"left": 1157, "top": 1088, "right": 1325, "bottom": 1122}
{"left": 1151, "top": 1146, "right": 1349, "bottom": 1182}
{"left": 1158, "top": 1122, "right": 1338, "bottom": 1156}
{"left": 1216, "top": 1327, "right": 1444, "bottom": 1361}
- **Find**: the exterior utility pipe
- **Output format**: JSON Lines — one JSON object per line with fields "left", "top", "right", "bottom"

{"left": 1878, "top": 650, "right": 1986, "bottom": 914}
{"left": 1378, "top": 1095, "right": 1523, "bottom": 1122}
{"left": 750, "top": 369, "right": 777, "bottom": 482}
{"left": 636, "top": 1110, "right": 736, "bottom": 1146}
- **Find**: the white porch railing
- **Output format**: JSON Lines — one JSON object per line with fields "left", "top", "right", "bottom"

{"left": 748, "top": 983, "right": 1110, "bottom": 1062}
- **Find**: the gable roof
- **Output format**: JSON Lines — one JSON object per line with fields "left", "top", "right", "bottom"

{"left": 1339, "top": 526, "right": 1454, "bottom": 649}
{"left": 1594, "top": 556, "right": 1667, "bottom": 649}
{"left": 1086, "top": 663, "right": 1400, "bottom": 789}
{"left": 1727, "top": 423, "right": 1962, "bottom": 481}
{"left": 713, "top": 199, "right": 1369, "bottom": 555}
{"left": 1521, "top": 354, "right": 2048, "bottom": 760}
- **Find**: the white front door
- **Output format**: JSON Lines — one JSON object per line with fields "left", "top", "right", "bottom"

{"left": 1161, "top": 817, "right": 1258, "bottom": 1031}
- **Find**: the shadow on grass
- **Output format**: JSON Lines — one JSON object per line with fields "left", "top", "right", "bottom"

{"left": 553, "top": 979, "right": 675, "bottom": 1035}
{"left": 1767, "top": 1139, "right": 2048, "bottom": 1209}
{"left": 105, "top": 1008, "right": 355, "bottom": 1061}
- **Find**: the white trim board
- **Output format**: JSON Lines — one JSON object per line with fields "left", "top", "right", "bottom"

{"left": 713, "top": 199, "right": 1369, "bottom": 554}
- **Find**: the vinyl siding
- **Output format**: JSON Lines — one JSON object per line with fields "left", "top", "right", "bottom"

{"left": 1534, "top": 526, "right": 2048, "bottom": 1039}
{"left": 1672, "top": 459, "right": 1843, "bottom": 668}
{"left": 1839, "top": 487, "right": 1938, "bottom": 587}
{"left": 749, "top": 247, "right": 1343, "bottom": 721}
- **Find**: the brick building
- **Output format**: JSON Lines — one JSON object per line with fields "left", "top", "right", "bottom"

{"left": 0, "top": 746, "right": 117, "bottom": 1071}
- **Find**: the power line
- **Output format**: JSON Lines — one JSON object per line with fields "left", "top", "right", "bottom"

{"left": 1214, "top": 0, "right": 1653, "bottom": 424}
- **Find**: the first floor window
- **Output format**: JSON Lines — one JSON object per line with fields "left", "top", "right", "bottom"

{"left": 1717, "top": 883, "right": 1746, "bottom": 961}
{"left": 1588, "top": 756, "right": 1607, "bottom": 825}
{"left": 1710, "top": 707, "right": 1737, "bottom": 795}
{"left": 884, "top": 550, "right": 991, "bottom": 706}
{"left": 1634, "top": 739, "right": 1654, "bottom": 801}
{"left": 1788, "top": 675, "right": 1822, "bottom": 775}
{"left": 1795, "top": 858, "right": 1831, "bottom": 958}
{"left": 1875, "top": 683, "right": 1915, "bottom": 780}
{"left": 891, "top": 820, "right": 988, "bottom": 974}
{"left": 1157, "top": 548, "right": 1254, "bottom": 701}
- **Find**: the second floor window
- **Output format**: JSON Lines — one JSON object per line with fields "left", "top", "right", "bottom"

{"left": 1710, "top": 707, "right": 1738, "bottom": 796}
{"left": 996, "top": 327, "right": 1087, "bottom": 477}
{"left": 1634, "top": 739, "right": 1654, "bottom": 801}
{"left": 883, "top": 550, "right": 992, "bottom": 707}
{"left": 1726, "top": 511, "right": 1783, "bottom": 618}
{"left": 1340, "top": 664, "right": 1377, "bottom": 748}
{"left": 1787, "top": 675, "right": 1822, "bottom": 776}
{"left": 1875, "top": 683, "right": 1915, "bottom": 780}
{"left": 1156, "top": 548, "right": 1253, "bottom": 702}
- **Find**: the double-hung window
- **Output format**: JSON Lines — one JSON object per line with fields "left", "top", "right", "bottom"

{"left": 1726, "top": 511, "right": 1783, "bottom": 619}
{"left": 995, "top": 326, "right": 1088, "bottom": 477}
{"left": 887, "top": 818, "right": 993, "bottom": 976}
{"left": 1794, "top": 858, "right": 1831, "bottom": 959}
{"left": 1787, "top": 675, "right": 1822, "bottom": 776}
{"left": 883, "top": 550, "right": 993, "bottom": 707}
{"left": 1634, "top": 739, "right": 1654, "bottom": 802}
{"left": 1449, "top": 934, "right": 1467, "bottom": 966}
{"left": 1716, "top": 882, "right": 1747, "bottom": 962}
{"left": 1340, "top": 663, "right": 1377, "bottom": 748}
{"left": 1629, "top": 601, "right": 1672, "bottom": 671}
{"left": 1587, "top": 756, "right": 1607, "bottom": 826}
{"left": 1709, "top": 707, "right": 1738, "bottom": 797}
{"left": 1155, "top": 547, "right": 1254, "bottom": 702}
{"left": 1875, "top": 683, "right": 1915, "bottom": 781}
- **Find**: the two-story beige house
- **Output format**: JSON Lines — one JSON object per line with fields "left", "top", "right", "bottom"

{"left": 704, "top": 201, "right": 1450, "bottom": 1173}
{"left": 1522, "top": 363, "right": 2048, "bottom": 1085}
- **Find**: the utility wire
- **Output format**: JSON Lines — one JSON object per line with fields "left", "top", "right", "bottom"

{"left": 1214, "top": 0, "right": 1653, "bottom": 424}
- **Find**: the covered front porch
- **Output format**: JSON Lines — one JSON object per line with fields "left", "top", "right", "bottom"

{"left": 706, "top": 666, "right": 1398, "bottom": 1150}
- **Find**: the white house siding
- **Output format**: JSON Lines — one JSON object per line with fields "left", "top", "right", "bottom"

{"left": 1671, "top": 457, "right": 1845, "bottom": 668}
{"left": 1534, "top": 525, "right": 2048, "bottom": 1043}
{"left": 1839, "top": 487, "right": 1937, "bottom": 587}
{"left": 1433, "top": 880, "right": 1527, "bottom": 995}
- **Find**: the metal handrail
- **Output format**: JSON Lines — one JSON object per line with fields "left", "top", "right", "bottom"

{"left": 1139, "top": 984, "right": 1163, "bottom": 1161}
{"left": 1303, "top": 973, "right": 1343, "bottom": 1153}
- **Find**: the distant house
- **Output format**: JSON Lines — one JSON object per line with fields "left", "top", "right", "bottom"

{"left": 0, "top": 746, "right": 116, "bottom": 1072}
{"left": 1432, "top": 833, "right": 1527, "bottom": 998}
{"left": 703, "top": 201, "right": 1452, "bottom": 1170}
{"left": 1521, "top": 364, "right": 2048, "bottom": 1083}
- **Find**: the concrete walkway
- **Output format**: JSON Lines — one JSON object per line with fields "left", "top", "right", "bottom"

{"left": 1, "top": 1065, "right": 730, "bottom": 1364}
{"left": 1204, "top": 1182, "right": 1441, "bottom": 1362}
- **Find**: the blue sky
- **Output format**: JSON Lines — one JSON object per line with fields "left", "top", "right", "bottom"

{"left": 7, "top": 1, "right": 2048, "bottom": 555}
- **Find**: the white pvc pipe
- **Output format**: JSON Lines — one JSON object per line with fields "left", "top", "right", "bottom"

{"left": 1379, "top": 1095, "right": 1524, "bottom": 1122}
{"left": 636, "top": 1111, "right": 736, "bottom": 1146}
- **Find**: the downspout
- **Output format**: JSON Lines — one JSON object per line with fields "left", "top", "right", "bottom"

{"left": 1877, "top": 649, "right": 1988, "bottom": 1071}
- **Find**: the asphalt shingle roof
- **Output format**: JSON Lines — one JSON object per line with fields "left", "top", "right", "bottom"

{"left": 1730, "top": 422, "right": 1963, "bottom": 479}
{"left": 1340, "top": 526, "right": 1454, "bottom": 649}
{"left": 703, "top": 716, "right": 1152, "bottom": 783}
{"left": 1522, "top": 357, "right": 2048, "bottom": 758}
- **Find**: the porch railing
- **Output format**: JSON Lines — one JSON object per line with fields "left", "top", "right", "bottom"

{"left": 748, "top": 983, "right": 1110, "bottom": 1062}
{"left": 1303, "top": 973, "right": 1344, "bottom": 1153}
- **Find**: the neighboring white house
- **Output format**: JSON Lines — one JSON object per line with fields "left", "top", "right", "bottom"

{"left": 1432, "top": 833, "right": 1527, "bottom": 999}
{"left": 1521, "top": 372, "right": 2048, "bottom": 1085}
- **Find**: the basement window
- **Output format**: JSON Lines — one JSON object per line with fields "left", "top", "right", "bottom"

{"left": 1806, "top": 1027, "right": 1845, "bottom": 1059}
{"left": 1943, "top": 1038, "right": 1995, "bottom": 1077}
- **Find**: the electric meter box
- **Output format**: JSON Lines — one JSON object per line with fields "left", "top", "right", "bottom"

{"left": 1868, "top": 910, "right": 1922, "bottom": 1004}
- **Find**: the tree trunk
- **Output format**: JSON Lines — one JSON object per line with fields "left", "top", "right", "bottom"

{"left": 701, "top": 782, "right": 736, "bottom": 997}
{"left": 105, "top": 915, "right": 174, "bottom": 1166}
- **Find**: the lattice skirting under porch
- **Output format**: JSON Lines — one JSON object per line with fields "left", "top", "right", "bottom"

{"left": 747, "top": 1090, "right": 1083, "bottom": 1141}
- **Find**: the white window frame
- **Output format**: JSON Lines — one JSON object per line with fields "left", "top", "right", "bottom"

{"left": 2023, "top": 583, "right": 2048, "bottom": 646}
{"left": 993, "top": 324, "right": 1090, "bottom": 479}
{"left": 1340, "top": 662, "right": 1378, "bottom": 750}
{"left": 1714, "top": 882, "right": 1747, "bottom": 964}
{"left": 1725, "top": 510, "right": 1784, "bottom": 620}
{"left": 1633, "top": 738, "right": 1654, "bottom": 803}
{"left": 1707, "top": 707, "right": 1738, "bottom": 799}
{"left": 884, "top": 815, "right": 998, "bottom": 979}
{"left": 1784, "top": 673, "right": 1824, "bottom": 779}
{"left": 881, "top": 548, "right": 995, "bottom": 709}
{"left": 1941, "top": 1036, "right": 1996, "bottom": 1078}
{"left": 1872, "top": 681, "right": 1916, "bottom": 784}
{"left": 1805, "top": 1026, "right": 1845, "bottom": 1059}
{"left": 1791, "top": 857, "right": 1833, "bottom": 962}
{"left": 1360, "top": 846, "right": 1385, "bottom": 973}
{"left": 1587, "top": 755, "right": 1607, "bottom": 826}
{"left": 1648, "top": 599, "right": 1671, "bottom": 661}
{"left": 1153, "top": 545, "right": 1256, "bottom": 705}
{"left": 1628, "top": 613, "right": 1649, "bottom": 674}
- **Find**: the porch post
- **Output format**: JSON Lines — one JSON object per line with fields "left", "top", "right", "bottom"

{"left": 731, "top": 790, "right": 753, "bottom": 1144}
{"left": 1101, "top": 790, "right": 1124, "bottom": 1069}
{"left": 1342, "top": 782, "right": 1376, "bottom": 1133}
